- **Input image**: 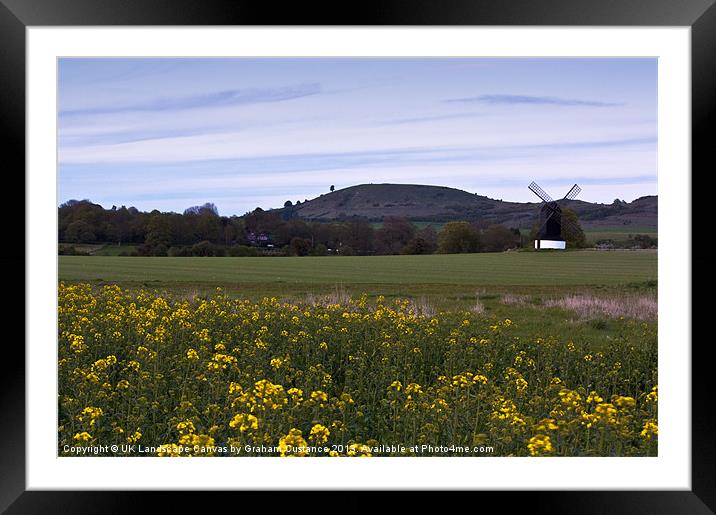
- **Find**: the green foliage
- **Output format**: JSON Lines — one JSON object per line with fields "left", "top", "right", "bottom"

{"left": 437, "top": 222, "right": 481, "bottom": 254}
{"left": 191, "top": 240, "right": 225, "bottom": 257}
{"left": 65, "top": 220, "right": 96, "bottom": 243}
{"left": 168, "top": 246, "right": 192, "bottom": 257}
{"left": 481, "top": 225, "right": 520, "bottom": 252}
{"left": 401, "top": 226, "right": 438, "bottom": 255}
{"left": 312, "top": 243, "right": 329, "bottom": 256}
{"left": 339, "top": 245, "right": 356, "bottom": 256}
{"left": 228, "top": 245, "right": 259, "bottom": 257}
{"left": 374, "top": 217, "right": 416, "bottom": 255}
{"left": 561, "top": 208, "right": 587, "bottom": 248}
{"left": 58, "top": 244, "right": 90, "bottom": 256}
{"left": 290, "top": 237, "right": 313, "bottom": 256}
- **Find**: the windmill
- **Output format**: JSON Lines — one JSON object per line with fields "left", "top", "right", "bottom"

{"left": 528, "top": 181, "right": 582, "bottom": 250}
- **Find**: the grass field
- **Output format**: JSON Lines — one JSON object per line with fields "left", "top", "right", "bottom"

{"left": 59, "top": 250, "right": 656, "bottom": 288}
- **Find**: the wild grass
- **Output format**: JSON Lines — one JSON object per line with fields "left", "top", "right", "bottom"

{"left": 545, "top": 294, "right": 657, "bottom": 321}
{"left": 472, "top": 292, "right": 486, "bottom": 315}
{"left": 501, "top": 294, "right": 530, "bottom": 306}
{"left": 304, "top": 284, "right": 352, "bottom": 308}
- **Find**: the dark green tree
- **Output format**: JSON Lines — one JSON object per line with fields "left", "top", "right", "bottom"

{"left": 481, "top": 224, "right": 520, "bottom": 252}
{"left": 401, "top": 226, "right": 438, "bottom": 255}
{"left": 290, "top": 237, "right": 312, "bottom": 256}
{"left": 374, "top": 216, "right": 415, "bottom": 254}
{"left": 65, "top": 220, "right": 96, "bottom": 243}
{"left": 437, "top": 222, "right": 480, "bottom": 254}
{"left": 561, "top": 208, "right": 587, "bottom": 248}
{"left": 144, "top": 215, "right": 172, "bottom": 248}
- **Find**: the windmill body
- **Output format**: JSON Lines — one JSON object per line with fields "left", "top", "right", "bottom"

{"left": 528, "top": 182, "right": 581, "bottom": 250}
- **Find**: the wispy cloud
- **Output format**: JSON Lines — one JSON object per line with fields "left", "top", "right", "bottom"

{"left": 60, "top": 83, "right": 322, "bottom": 117}
{"left": 378, "top": 112, "right": 485, "bottom": 125}
{"left": 447, "top": 94, "right": 620, "bottom": 107}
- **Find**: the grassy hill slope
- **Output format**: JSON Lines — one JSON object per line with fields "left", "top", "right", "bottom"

{"left": 283, "top": 183, "right": 657, "bottom": 229}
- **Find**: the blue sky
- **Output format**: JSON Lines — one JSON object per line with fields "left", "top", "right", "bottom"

{"left": 58, "top": 58, "right": 657, "bottom": 215}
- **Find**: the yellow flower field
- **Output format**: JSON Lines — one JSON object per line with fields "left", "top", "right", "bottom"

{"left": 58, "top": 283, "right": 657, "bottom": 457}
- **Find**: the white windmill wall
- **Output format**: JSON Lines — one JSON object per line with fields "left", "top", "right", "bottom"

{"left": 535, "top": 239, "right": 567, "bottom": 250}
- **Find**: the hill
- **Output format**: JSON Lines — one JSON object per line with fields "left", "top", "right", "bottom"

{"left": 282, "top": 184, "right": 657, "bottom": 229}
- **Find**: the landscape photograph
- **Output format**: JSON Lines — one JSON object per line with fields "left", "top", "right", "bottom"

{"left": 57, "top": 57, "right": 657, "bottom": 457}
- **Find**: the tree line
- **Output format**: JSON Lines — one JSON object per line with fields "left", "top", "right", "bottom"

{"left": 58, "top": 199, "right": 586, "bottom": 257}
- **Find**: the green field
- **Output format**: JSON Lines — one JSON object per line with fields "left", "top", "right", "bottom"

{"left": 59, "top": 250, "right": 656, "bottom": 287}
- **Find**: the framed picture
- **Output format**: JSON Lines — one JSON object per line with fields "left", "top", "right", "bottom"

{"left": 4, "top": 0, "right": 713, "bottom": 511}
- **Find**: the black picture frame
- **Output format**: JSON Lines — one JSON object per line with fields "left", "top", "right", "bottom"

{"left": 2, "top": 0, "right": 713, "bottom": 512}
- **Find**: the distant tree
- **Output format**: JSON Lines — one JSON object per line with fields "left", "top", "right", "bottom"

{"left": 168, "top": 246, "right": 192, "bottom": 257}
{"left": 481, "top": 224, "right": 520, "bottom": 252}
{"left": 183, "top": 202, "right": 219, "bottom": 216}
{"left": 437, "top": 222, "right": 480, "bottom": 254}
{"left": 561, "top": 208, "right": 587, "bottom": 248}
{"left": 65, "top": 220, "right": 96, "bottom": 243}
{"left": 400, "top": 236, "right": 432, "bottom": 255}
{"left": 227, "top": 217, "right": 248, "bottom": 245}
{"left": 340, "top": 220, "right": 374, "bottom": 255}
{"left": 144, "top": 215, "right": 172, "bottom": 249}
{"left": 374, "top": 216, "right": 415, "bottom": 254}
{"left": 330, "top": 185, "right": 335, "bottom": 192}
{"left": 223, "top": 223, "right": 237, "bottom": 246}
{"left": 244, "top": 208, "right": 282, "bottom": 236}
{"left": 151, "top": 243, "right": 169, "bottom": 257}
{"left": 313, "top": 222, "right": 342, "bottom": 250}
{"left": 281, "top": 200, "right": 295, "bottom": 221}
{"left": 191, "top": 240, "right": 223, "bottom": 256}
{"left": 401, "top": 226, "right": 438, "bottom": 255}
{"left": 59, "top": 199, "right": 82, "bottom": 209}
{"left": 312, "top": 243, "right": 328, "bottom": 256}
{"left": 275, "top": 219, "right": 311, "bottom": 247}
{"left": 290, "top": 237, "right": 312, "bottom": 256}
{"left": 631, "top": 234, "right": 657, "bottom": 249}
{"left": 227, "top": 244, "right": 258, "bottom": 257}
{"left": 339, "top": 245, "right": 355, "bottom": 256}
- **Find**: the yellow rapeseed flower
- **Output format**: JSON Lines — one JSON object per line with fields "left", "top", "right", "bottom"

{"left": 309, "top": 424, "right": 330, "bottom": 444}
{"left": 527, "top": 434, "right": 553, "bottom": 456}
{"left": 278, "top": 428, "right": 308, "bottom": 457}
{"left": 73, "top": 431, "right": 92, "bottom": 442}
{"left": 311, "top": 390, "right": 328, "bottom": 403}
{"left": 586, "top": 391, "right": 603, "bottom": 404}
{"left": 127, "top": 431, "right": 142, "bottom": 444}
{"left": 229, "top": 413, "right": 259, "bottom": 432}
{"left": 640, "top": 420, "right": 658, "bottom": 439}
{"left": 157, "top": 443, "right": 183, "bottom": 457}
